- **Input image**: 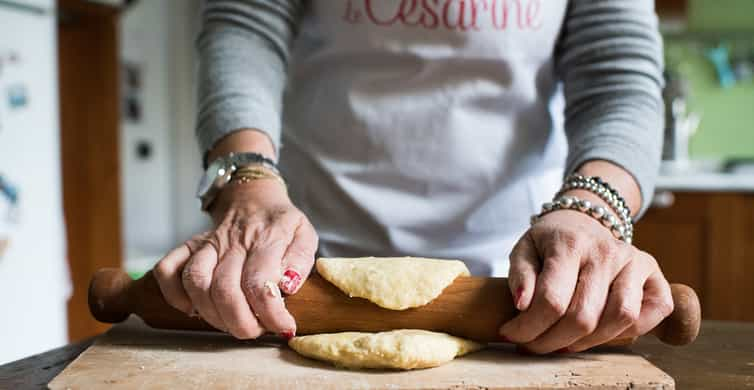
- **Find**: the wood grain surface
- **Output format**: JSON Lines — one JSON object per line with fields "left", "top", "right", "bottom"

{"left": 3, "top": 321, "right": 749, "bottom": 390}
{"left": 48, "top": 318, "right": 674, "bottom": 389}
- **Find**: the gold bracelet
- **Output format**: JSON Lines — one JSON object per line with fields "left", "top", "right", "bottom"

{"left": 231, "top": 165, "right": 286, "bottom": 187}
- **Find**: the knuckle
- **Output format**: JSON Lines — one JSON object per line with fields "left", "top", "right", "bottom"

{"left": 207, "top": 231, "right": 226, "bottom": 254}
{"left": 230, "top": 212, "right": 251, "bottom": 231}
{"left": 614, "top": 303, "right": 640, "bottom": 327}
{"left": 645, "top": 295, "right": 674, "bottom": 319}
{"left": 594, "top": 240, "right": 619, "bottom": 262}
{"left": 558, "top": 229, "right": 581, "bottom": 254}
{"left": 287, "top": 244, "right": 316, "bottom": 261}
{"left": 152, "top": 261, "right": 171, "bottom": 282}
{"left": 568, "top": 310, "right": 599, "bottom": 335}
{"left": 210, "top": 280, "right": 236, "bottom": 305}
{"left": 252, "top": 233, "right": 288, "bottom": 252}
{"left": 182, "top": 266, "right": 211, "bottom": 290}
{"left": 225, "top": 245, "right": 246, "bottom": 259}
{"left": 657, "top": 298, "right": 675, "bottom": 317}
{"left": 241, "top": 221, "right": 265, "bottom": 247}
{"left": 542, "top": 255, "right": 567, "bottom": 272}
{"left": 541, "top": 290, "right": 568, "bottom": 317}
{"left": 640, "top": 250, "right": 660, "bottom": 268}
{"left": 248, "top": 223, "right": 290, "bottom": 248}
{"left": 184, "top": 236, "right": 206, "bottom": 253}
{"left": 240, "top": 273, "right": 266, "bottom": 300}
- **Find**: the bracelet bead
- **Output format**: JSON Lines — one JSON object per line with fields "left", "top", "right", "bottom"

{"left": 540, "top": 173, "right": 635, "bottom": 244}
{"left": 531, "top": 195, "right": 631, "bottom": 243}
{"left": 556, "top": 173, "right": 634, "bottom": 240}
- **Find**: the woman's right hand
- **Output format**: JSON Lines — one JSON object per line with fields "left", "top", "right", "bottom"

{"left": 153, "top": 177, "right": 318, "bottom": 340}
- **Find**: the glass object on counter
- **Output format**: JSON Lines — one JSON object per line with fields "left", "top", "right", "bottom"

{"left": 662, "top": 69, "right": 702, "bottom": 174}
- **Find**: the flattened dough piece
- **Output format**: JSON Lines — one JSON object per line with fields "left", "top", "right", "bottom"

{"left": 316, "top": 257, "right": 470, "bottom": 310}
{"left": 289, "top": 330, "right": 483, "bottom": 370}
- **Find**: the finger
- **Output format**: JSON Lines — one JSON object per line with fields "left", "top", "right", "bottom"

{"left": 211, "top": 245, "right": 265, "bottom": 339}
{"left": 523, "top": 259, "right": 613, "bottom": 354}
{"left": 499, "top": 248, "right": 580, "bottom": 344}
{"left": 182, "top": 244, "right": 226, "bottom": 331}
{"left": 569, "top": 259, "right": 649, "bottom": 352}
{"left": 506, "top": 232, "right": 540, "bottom": 312}
{"left": 279, "top": 221, "right": 318, "bottom": 295}
{"left": 617, "top": 270, "right": 674, "bottom": 339}
{"left": 184, "top": 232, "right": 210, "bottom": 253}
{"left": 152, "top": 245, "right": 193, "bottom": 314}
{"left": 243, "top": 237, "right": 297, "bottom": 337}
{"left": 153, "top": 244, "right": 193, "bottom": 314}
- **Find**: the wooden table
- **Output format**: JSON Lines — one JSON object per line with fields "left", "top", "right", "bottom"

{"left": 1, "top": 321, "right": 752, "bottom": 389}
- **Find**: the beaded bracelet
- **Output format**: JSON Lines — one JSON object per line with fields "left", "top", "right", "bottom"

{"left": 531, "top": 196, "right": 632, "bottom": 243}
{"left": 556, "top": 173, "right": 634, "bottom": 241}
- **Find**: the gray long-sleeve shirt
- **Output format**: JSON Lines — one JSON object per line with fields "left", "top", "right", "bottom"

{"left": 197, "top": 0, "right": 664, "bottom": 276}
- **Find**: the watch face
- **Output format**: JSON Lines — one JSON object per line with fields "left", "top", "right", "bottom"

{"left": 197, "top": 158, "right": 227, "bottom": 198}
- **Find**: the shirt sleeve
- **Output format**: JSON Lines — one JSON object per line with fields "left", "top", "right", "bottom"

{"left": 196, "top": 0, "right": 304, "bottom": 161}
{"left": 555, "top": 0, "right": 665, "bottom": 217}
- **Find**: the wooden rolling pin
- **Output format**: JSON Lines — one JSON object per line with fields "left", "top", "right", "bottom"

{"left": 89, "top": 268, "right": 700, "bottom": 346}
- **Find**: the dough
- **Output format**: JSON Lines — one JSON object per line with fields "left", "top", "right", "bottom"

{"left": 316, "top": 257, "right": 470, "bottom": 310}
{"left": 288, "top": 330, "right": 483, "bottom": 370}
{"left": 289, "top": 257, "right": 482, "bottom": 370}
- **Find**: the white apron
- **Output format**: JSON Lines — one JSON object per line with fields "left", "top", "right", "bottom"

{"left": 280, "top": 0, "right": 568, "bottom": 276}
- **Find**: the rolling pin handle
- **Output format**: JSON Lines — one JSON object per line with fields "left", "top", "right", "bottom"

{"left": 654, "top": 283, "right": 701, "bottom": 346}
{"left": 88, "top": 268, "right": 135, "bottom": 324}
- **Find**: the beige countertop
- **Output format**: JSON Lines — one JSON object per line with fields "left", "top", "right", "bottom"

{"left": 656, "top": 160, "right": 754, "bottom": 192}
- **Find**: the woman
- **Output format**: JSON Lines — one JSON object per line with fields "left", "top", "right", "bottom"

{"left": 154, "top": 0, "right": 673, "bottom": 354}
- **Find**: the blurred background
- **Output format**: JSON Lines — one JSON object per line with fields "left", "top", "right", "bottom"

{"left": 0, "top": 0, "right": 752, "bottom": 364}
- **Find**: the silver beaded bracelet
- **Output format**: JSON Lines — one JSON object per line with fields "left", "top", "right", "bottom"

{"left": 555, "top": 174, "right": 634, "bottom": 242}
{"left": 531, "top": 196, "right": 632, "bottom": 243}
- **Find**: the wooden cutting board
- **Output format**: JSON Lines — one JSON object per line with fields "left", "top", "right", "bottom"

{"left": 49, "top": 317, "right": 674, "bottom": 389}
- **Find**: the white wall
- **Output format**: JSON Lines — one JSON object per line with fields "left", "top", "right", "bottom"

{"left": 166, "top": 0, "right": 210, "bottom": 244}
{"left": 0, "top": 0, "right": 68, "bottom": 364}
{"left": 120, "top": 0, "right": 208, "bottom": 273}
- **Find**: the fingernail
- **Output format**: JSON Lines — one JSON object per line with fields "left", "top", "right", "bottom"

{"left": 280, "top": 269, "right": 302, "bottom": 294}
{"left": 556, "top": 347, "right": 572, "bottom": 354}
{"left": 499, "top": 335, "right": 511, "bottom": 343}
{"left": 516, "top": 345, "right": 535, "bottom": 355}
{"left": 514, "top": 286, "right": 524, "bottom": 310}
{"left": 280, "top": 330, "right": 295, "bottom": 340}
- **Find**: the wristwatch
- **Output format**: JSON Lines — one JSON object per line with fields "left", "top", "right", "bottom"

{"left": 196, "top": 152, "right": 279, "bottom": 211}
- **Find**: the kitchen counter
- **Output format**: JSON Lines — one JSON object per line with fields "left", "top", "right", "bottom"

{"left": 1, "top": 321, "right": 752, "bottom": 389}
{"left": 657, "top": 172, "right": 754, "bottom": 192}
{"left": 656, "top": 160, "right": 754, "bottom": 192}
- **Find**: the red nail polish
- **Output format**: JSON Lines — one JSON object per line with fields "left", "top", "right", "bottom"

{"left": 280, "top": 269, "right": 302, "bottom": 293}
{"left": 281, "top": 330, "right": 295, "bottom": 340}
{"left": 556, "top": 347, "right": 571, "bottom": 354}
{"left": 499, "top": 335, "right": 511, "bottom": 343}
{"left": 515, "top": 286, "right": 524, "bottom": 309}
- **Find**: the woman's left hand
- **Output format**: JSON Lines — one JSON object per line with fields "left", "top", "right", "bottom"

{"left": 499, "top": 208, "right": 674, "bottom": 354}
